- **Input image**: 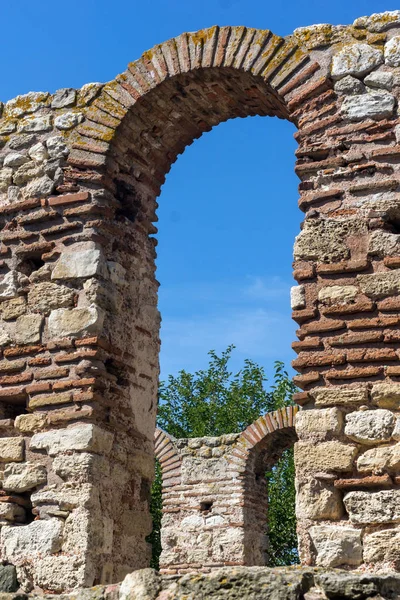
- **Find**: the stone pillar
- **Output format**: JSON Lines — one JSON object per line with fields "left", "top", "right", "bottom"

{"left": 291, "top": 19, "right": 400, "bottom": 571}
{"left": 156, "top": 407, "right": 297, "bottom": 573}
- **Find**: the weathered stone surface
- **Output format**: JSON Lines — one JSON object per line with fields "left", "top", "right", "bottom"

{"left": 341, "top": 93, "right": 395, "bottom": 121}
{"left": 55, "top": 112, "right": 84, "bottom": 130}
{"left": 3, "top": 462, "right": 47, "bottom": 493}
{"left": 51, "top": 88, "right": 77, "bottom": 109}
{"left": 0, "top": 271, "right": 25, "bottom": 300}
{"left": 368, "top": 230, "right": 400, "bottom": 257}
{"left": 3, "top": 153, "right": 29, "bottom": 168}
{"left": 371, "top": 383, "right": 400, "bottom": 409}
{"left": 364, "top": 71, "right": 394, "bottom": 90}
{"left": 30, "top": 424, "right": 114, "bottom": 456}
{"left": 52, "top": 245, "right": 104, "bottom": 280}
{"left": 334, "top": 75, "right": 365, "bottom": 95}
{"left": 4, "top": 92, "right": 49, "bottom": 118}
{"left": 119, "top": 569, "right": 161, "bottom": 600}
{"left": 357, "top": 442, "right": 400, "bottom": 472}
{"left": 309, "top": 526, "right": 362, "bottom": 567}
{"left": 296, "top": 478, "right": 343, "bottom": 520}
{"left": 295, "top": 441, "right": 357, "bottom": 474}
{"left": 310, "top": 386, "right": 368, "bottom": 406}
{"left": 363, "top": 528, "right": 400, "bottom": 565}
{"left": 25, "top": 174, "right": 55, "bottom": 197}
{"left": 18, "top": 115, "right": 52, "bottom": 133}
{"left": 357, "top": 270, "right": 400, "bottom": 299}
{"left": 0, "top": 564, "right": 18, "bottom": 592}
{"left": 15, "top": 313, "right": 43, "bottom": 344}
{"left": 27, "top": 281, "right": 75, "bottom": 314}
{"left": 385, "top": 36, "right": 400, "bottom": 67}
{"left": 0, "top": 438, "right": 24, "bottom": 462}
{"left": 48, "top": 305, "right": 104, "bottom": 338}
{"left": 331, "top": 43, "right": 383, "bottom": 78}
{"left": 344, "top": 409, "right": 394, "bottom": 444}
{"left": 354, "top": 11, "right": 400, "bottom": 32}
{"left": 291, "top": 285, "right": 305, "bottom": 310}
{"left": 318, "top": 286, "right": 358, "bottom": 304}
{"left": 14, "top": 413, "right": 46, "bottom": 433}
{"left": 0, "top": 327, "right": 11, "bottom": 347}
{"left": 28, "top": 142, "right": 49, "bottom": 162}
{"left": 1, "top": 519, "right": 63, "bottom": 562}
{"left": 0, "top": 167, "right": 13, "bottom": 192}
{"left": 34, "top": 555, "right": 87, "bottom": 594}
{"left": 295, "top": 408, "right": 343, "bottom": 438}
{"left": 344, "top": 490, "right": 400, "bottom": 524}
{"left": 0, "top": 297, "right": 26, "bottom": 320}
{"left": 294, "top": 219, "right": 366, "bottom": 263}
{"left": 0, "top": 502, "right": 25, "bottom": 522}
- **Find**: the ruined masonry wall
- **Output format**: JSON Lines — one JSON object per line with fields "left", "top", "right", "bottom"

{"left": 0, "top": 9, "right": 400, "bottom": 594}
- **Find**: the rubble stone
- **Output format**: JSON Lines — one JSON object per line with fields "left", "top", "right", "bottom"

{"left": 1, "top": 519, "right": 63, "bottom": 562}
{"left": 3, "top": 462, "right": 47, "bottom": 493}
{"left": 331, "top": 43, "right": 383, "bottom": 78}
{"left": 27, "top": 282, "right": 75, "bottom": 314}
{"left": 30, "top": 424, "right": 114, "bottom": 456}
{"left": 341, "top": 93, "right": 395, "bottom": 121}
{"left": 385, "top": 36, "right": 400, "bottom": 66}
{"left": 47, "top": 305, "right": 104, "bottom": 338}
{"left": 309, "top": 526, "right": 362, "bottom": 567}
{"left": 344, "top": 490, "right": 400, "bottom": 524}
{"left": 15, "top": 313, "right": 43, "bottom": 344}
{"left": 51, "top": 245, "right": 104, "bottom": 279}
{"left": 344, "top": 409, "right": 394, "bottom": 444}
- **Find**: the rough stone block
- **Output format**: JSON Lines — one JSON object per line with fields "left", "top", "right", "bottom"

{"left": 296, "top": 478, "right": 343, "bottom": 520}
{"left": 344, "top": 490, "right": 400, "bottom": 524}
{"left": 357, "top": 270, "right": 400, "bottom": 299}
{"left": 331, "top": 43, "right": 383, "bottom": 78}
{"left": 295, "top": 408, "right": 343, "bottom": 438}
{"left": 309, "top": 525, "right": 362, "bottom": 567}
{"left": 310, "top": 386, "right": 368, "bottom": 407}
{"left": 357, "top": 443, "right": 400, "bottom": 472}
{"left": 3, "top": 462, "right": 47, "bottom": 493}
{"left": 51, "top": 244, "right": 105, "bottom": 280}
{"left": 291, "top": 285, "right": 306, "bottom": 310}
{"left": 295, "top": 441, "right": 357, "bottom": 474}
{"left": 30, "top": 424, "right": 114, "bottom": 456}
{"left": 0, "top": 502, "right": 25, "bottom": 522}
{"left": 318, "top": 286, "right": 358, "bottom": 304}
{"left": 0, "top": 438, "right": 24, "bottom": 462}
{"left": 385, "top": 35, "right": 400, "bottom": 66}
{"left": 371, "top": 383, "right": 400, "bottom": 409}
{"left": 27, "top": 282, "right": 75, "bottom": 314}
{"left": 1, "top": 519, "right": 63, "bottom": 563}
{"left": 14, "top": 413, "right": 46, "bottom": 433}
{"left": 15, "top": 313, "right": 43, "bottom": 344}
{"left": 363, "top": 528, "right": 400, "bottom": 564}
{"left": 344, "top": 409, "right": 394, "bottom": 445}
{"left": 48, "top": 305, "right": 104, "bottom": 339}
{"left": 341, "top": 93, "right": 395, "bottom": 121}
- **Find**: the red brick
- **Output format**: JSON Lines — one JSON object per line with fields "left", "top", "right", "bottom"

{"left": 0, "top": 371, "right": 32, "bottom": 385}
{"left": 26, "top": 382, "right": 52, "bottom": 394}
{"left": 321, "top": 298, "right": 375, "bottom": 316}
{"left": 326, "top": 366, "right": 381, "bottom": 379}
{"left": 316, "top": 259, "right": 369, "bottom": 275}
{"left": 330, "top": 331, "right": 383, "bottom": 346}
{"left": 334, "top": 474, "right": 392, "bottom": 489}
{"left": 48, "top": 191, "right": 90, "bottom": 207}
{"left": 4, "top": 345, "right": 44, "bottom": 358}
{"left": 293, "top": 352, "right": 346, "bottom": 369}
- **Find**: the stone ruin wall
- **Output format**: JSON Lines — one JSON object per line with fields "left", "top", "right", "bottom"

{"left": 0, "top": 9, "right": 399, "bottom": 594}
{"left": 155, "top": 407, "right": 297, "bottom": 574}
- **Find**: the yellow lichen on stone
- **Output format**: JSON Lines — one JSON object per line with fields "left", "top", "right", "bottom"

{"left": 294, "top": 24, "right": 333, "bottom": 50}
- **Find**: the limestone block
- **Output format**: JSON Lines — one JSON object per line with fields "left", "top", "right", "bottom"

{"left": 13, "top": 161, "right": 44, "bottom": 185}
{"left": 32, "top": 484, "right": 96, "bottom": 511}
{"left": 0, "top": 168, "right": 13, "bottom": 193}
{"left": 181, "top": 456, "right": 229, "bottom": 483}
{"left": 4, "top": 92, "right": 49, "bottom": 118}
{"left": 18, "top": 115, "right": 53, "bottom": 133}
{"left": 357, "top": 443, "right": 400, "bottom": 472}
{"left": 331, "top": 43, "right": 383, "bottom": 78}
{"left": 0, "top": 328, "right": 11, "bottom": 347}
{"left": 47, "top": 305, "right": 104, "bottom": 338}
{"left": 30, "top": 424, "right": 114, "bottom": 456}
{"left": 15, "top": 313, "right": 43, "bottom": 344}
{"left": 295, "top": 441, "right": 357, "bottom": 474}
{"left": 371, "top": 383, "right": 400, "bottom": 409}
{"left": 181, "top": 515, "right": 203, "bottom": 530}
{"left": 344, "top": 409, "right": 394, "bottom": 444}
{"left": 293, "top": 24, "right": 333, "bottom": 50}
{"left": 334, "top": 75, "right": 365, "bottom": 95}
{"left": 295, "top": 408, "right": 343, "bottom": 438}
{"left": 294, "top": 218, "right": 366, "bottom": 263}
{"left": 119, "top": 569, "right": 161, "bottom": 600}
{"left": 25, "top": 174, "right": 55, "bottom": 198}
{"left": 0, "top": 297, "right": 27, "bottom": 320}
{"left": 1, "top": 518, "right": 63, "bottom": 563}
{"left": 0, "top": 438, "right": 24, "bottom": 462}
{"left": 318, "top": 285, "right": 358, "bottom": 304}
{"left": 27, "top": 281, "right": 75, "bottom": 314}
{"left": 385, "top": 36, "right": 400, "bottom": 67}
{"left": 3, "top": 153, "right": 29, "bottom": 168}
{"left": 368, "top": 230, "right": 400, "bottom": 257}
{"left": 51, "top": 88, "right": 77, "bottom": 109}
{"left": 310, "top": 386, "right": 368, "bottom": 407}
{"left": 53, "top": 452, "right": 109, "bottom": 482}
{"left": 309, "top": 525, "right": 362, "bottom": 567}
{"left": 296, "top": 478, "right": 343, "bottom": 520}
{"left": 344, "top": 490, "right": 400, "bottom": 524}
{"left": 357, "top": 270, "right": 400, "bottom": 299}
{"left": 341, "top": 93, "right": 395, "bottom": 121}
{"left": 364, "top": 71, "right": 394, "bottom": 90}
{"left": 52, "top": 244, "right": 104, "bottom": 280}
{"left": 107, "top": 261, "right": 127, "bottom": 287}
{"left": 363, "top": 528, "right": 400, "bottom": 564}
{"left": 34, "top": 555, "right": 86, "bottom": 594}
{"left": 15, "top": 413, "right": 46, "bottom": 433}
{"left": 28, "top": 142, "right": 49, "bottom": 162}
{"left": 3, "top": 462, "right": 47, "bottom": 493}
{"left": 354, "top": 11, "right": 400, "bottom": 32}
{"left": 46, "top": 136, "right": 69, "bottom": 159}
{"left": 0, "top": 502, "right": 25, "bottom": 522}
{"left": 55, "top": 112, "right": 84, "bottom": 130}
{"left": 291, "top": 285, "right": 306, "bottom": 310}
{"left": 0, "top": 271, "right": 25, "bottom": 300}
{"left": 393, "top": 419, "right": 400, "bottom": 441}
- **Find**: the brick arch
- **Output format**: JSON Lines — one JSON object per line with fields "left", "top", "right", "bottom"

{"left": 154, "top": 427, "right": 182, "bottom": 486}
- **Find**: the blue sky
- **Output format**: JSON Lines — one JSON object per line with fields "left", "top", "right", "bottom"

{"left": 1, "top": 0, "right": 396, "bottom": 382}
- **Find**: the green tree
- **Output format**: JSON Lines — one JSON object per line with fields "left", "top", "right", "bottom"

{"left": 149, "top": 346, "right": 298, "bottom": 568}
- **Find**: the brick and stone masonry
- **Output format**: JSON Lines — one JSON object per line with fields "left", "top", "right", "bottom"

{"left": 0, "top": 8, "right": 400, "bottom": 593}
